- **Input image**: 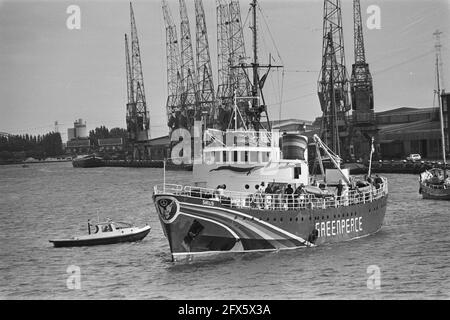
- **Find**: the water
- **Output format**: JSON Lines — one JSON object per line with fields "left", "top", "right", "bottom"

{"left": 0, "top": 162, "right": 449, "bottom": 299}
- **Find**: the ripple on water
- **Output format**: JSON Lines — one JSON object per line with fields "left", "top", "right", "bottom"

{"left": 0, "top": 167, "right": 449, "bottom": 299}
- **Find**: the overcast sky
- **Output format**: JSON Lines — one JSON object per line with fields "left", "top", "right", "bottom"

{"left": 0, "top": 0, "right": 449, "bottom": 140}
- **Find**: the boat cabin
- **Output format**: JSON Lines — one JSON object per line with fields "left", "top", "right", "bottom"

{"left": 192, "top": 129, "right": 310, "bottom": 193}
{"left": 87, "top": 221, "right": 133, "bottom": 235}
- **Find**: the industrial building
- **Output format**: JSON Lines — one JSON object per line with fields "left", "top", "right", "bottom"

{"left": 66, "top": 119, "right": 91, "bottom": 154}
{"left": 377, "top": 107, "right": 442, "bottom": 159}
{"left": 148, "top": 136, "right": 170, "bottom": 161}
{"left": 98, "top": 138, "right": 125, "bottom": 153}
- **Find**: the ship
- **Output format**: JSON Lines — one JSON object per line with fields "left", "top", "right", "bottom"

{"left": 419, "top": 47, "right": 450, "bottom": 200}
{"left": 72, "top": 154, "right": 105, "bottom": 168}
{"left": 153, "top": 0, "right": 388, "bottom": 262}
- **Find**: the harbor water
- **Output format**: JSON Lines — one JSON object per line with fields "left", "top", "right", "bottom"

{"left": 0, "top": 162, "right": 449, "bottom": 299}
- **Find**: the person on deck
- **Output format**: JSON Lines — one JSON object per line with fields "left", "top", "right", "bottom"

{"left": 252, "top": 185, "right": 263, "bottom": 208}
{"left": 294, "top": 184, "right": 306, "bottom": 208}
{"left": 374, "top": 175, "right": 383, "bottom": 189}
{"left": 264, "top": 184, "right": 273, "bottom": 209}
{"left": 285, "top": 184, "right": 294, "bottom": 209}
{"left": 336, "top": 179, "right": 344, "bottom": 205}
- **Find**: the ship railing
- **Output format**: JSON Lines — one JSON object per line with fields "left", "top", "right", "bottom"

{"left": 154, "top": 178, "right": 388, "bottom": 211}
{"left": 422, "top": 182, "right": 450, "bottom": 190}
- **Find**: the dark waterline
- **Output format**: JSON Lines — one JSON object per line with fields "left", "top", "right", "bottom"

{"left": 0, "top": 162, "right": 449, "bottom": 299}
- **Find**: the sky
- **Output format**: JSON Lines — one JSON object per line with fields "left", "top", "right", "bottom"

{"left": 0, "top": 0, "right": 449, "bottom": 141}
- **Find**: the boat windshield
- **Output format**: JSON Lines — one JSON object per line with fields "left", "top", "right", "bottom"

{"left": 113, "top": 222, "right": 133, "bottom": 229}
{"left": 101, "top": 224, "right": 113, "bottom": 232}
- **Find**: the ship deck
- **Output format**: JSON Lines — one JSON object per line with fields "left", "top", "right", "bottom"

{"left": 153, "top": 178, "right": 388, "bottom": 211}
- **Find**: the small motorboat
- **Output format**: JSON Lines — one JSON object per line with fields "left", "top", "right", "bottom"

{"left": 49, "top": 220, "right": 151, "bottom": 247}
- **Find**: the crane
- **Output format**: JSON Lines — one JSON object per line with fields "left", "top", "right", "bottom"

{"left": 179, "top": 0, "right": 198, "bottom": 133}
{"left": 125, "top": 2, "right": 150, "bottom": 160}
{"left": 350, "top": 0, "right": 377, "bottom": 162}
{"left": 162, "top": 0, "right": 183, "bottom": 132}
{"left": 318, "top": 0, "right": 351, "bottom": 159}
{"left": 195, "top": 0, "right": 216, "bottom": 129}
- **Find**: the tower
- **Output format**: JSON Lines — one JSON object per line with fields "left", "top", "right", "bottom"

{"left": 318, "top": 0, "right": 351, "bottom": 159}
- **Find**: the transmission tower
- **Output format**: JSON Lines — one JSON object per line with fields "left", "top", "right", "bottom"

{"left": 318, "top": 0, "right": 351, "bottom": 159}
{"left": 195, "top": 0, "right": 216, "bottom": 128}
{"left": 349, "top": 0, "right": 377, "bottom": 162}
{"left": 126, "top": 2, "right": 150, "bottom": 160}
{"left": 179, "top": 0, "right": 198, "bottom": 132}
{"left": 162, "top": 0, "right": 183, "bottom": 131}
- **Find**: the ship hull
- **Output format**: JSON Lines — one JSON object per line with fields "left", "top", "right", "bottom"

{"left": 154, "top": 193, "right": 388, "bottom": 262}
{"left": 72, "top": 156, "right": 105, "bottom": 168}
{"left": 420, "top": 183, "right": 450, "bottom": 200}
{"left": 49, "top": 226, "right": 151, "bottom": 248}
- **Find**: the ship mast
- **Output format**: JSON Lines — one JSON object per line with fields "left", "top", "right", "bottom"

{"left": 436, "top": 54, "right": 447, "bottom": 171}
{"left": 234, "top": 0, "right": 282, "bottom": 132}
{"left": 251, "top": 0, "right": 259, "bottom": 110}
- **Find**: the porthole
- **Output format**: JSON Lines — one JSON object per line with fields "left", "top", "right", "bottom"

{"left": 296, "top": 217, "right": 298, "bottom": 221}
{"left": 290, "top": 218, "right": 292, "bottom": 222}
{"left": 301, "top": 217, "right": 304, "bottom": 221}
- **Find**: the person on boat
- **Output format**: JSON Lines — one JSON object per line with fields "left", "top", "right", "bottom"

{"left": 264, "top": 183, "right": 273, "bottom": 209}
{"left": 430, "top": 172, "right": 441, "bottom": 185}
{"left": 342, "top": 181, "right": 349, "bottom": 206}
{"left": 294, "top": 184, "right": 305, "bottom": 195}
{"left": 294, "top": 184, "right": 306, "bottom": 208}
{"left": 214, "top": 184, "right": 226, "bottom": 200}
{"left": 374, "top": 175, "right": 383, "bottom": 189}
{"left": 285, "top": 184, "right": 294, "bottom": 209}
{"left": 252, "top": 185, "right": 263, "bottom": 208}
{"left": 272, "top": 185, "right": 282, "bottom": 210}
{"left": 336, "top": 179, "right": 344, "bottom": 204}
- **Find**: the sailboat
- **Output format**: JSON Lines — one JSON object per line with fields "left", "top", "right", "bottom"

{"left": 153, "top": 0, "right": 388, "bottom": 262}
{"left": 419, "top": 54, "right": 450, "bottom": 200}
